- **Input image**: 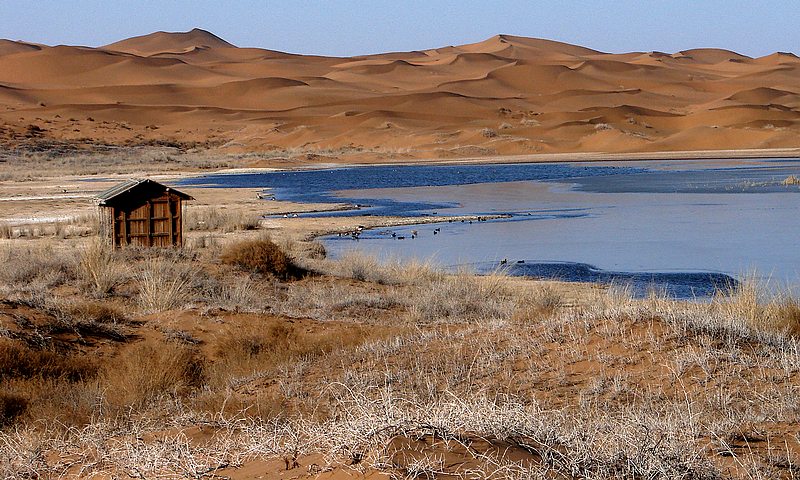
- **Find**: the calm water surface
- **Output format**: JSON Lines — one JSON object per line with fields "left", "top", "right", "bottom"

{"left": 181, "top": 159, "right": 800, "bottom": 298}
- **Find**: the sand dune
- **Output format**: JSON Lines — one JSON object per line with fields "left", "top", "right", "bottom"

{"left": 102, "top": 28, "right": 235, "bottom": 56}
{"left": 2, "top": 29, "right": 800, "bottom": 160}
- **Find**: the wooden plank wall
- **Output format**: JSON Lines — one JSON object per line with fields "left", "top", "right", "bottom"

{"left": 107, "top": 193, "right": 183, "bottom": 247}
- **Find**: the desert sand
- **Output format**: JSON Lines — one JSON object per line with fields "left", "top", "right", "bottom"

{"left": 1, "top": 29, "right": 800, "bottom": 164}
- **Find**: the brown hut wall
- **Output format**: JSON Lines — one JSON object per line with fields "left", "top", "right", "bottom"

{"left": 105, "top": 192, "right": 185, "bottom": 247}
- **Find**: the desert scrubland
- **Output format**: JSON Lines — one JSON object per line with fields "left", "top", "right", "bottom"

{"left": 3, "top": 29, "right": 800, "bottom": 479}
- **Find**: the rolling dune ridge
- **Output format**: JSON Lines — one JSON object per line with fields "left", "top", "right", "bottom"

{"left": 2, "top": 28, "right": 800, "bottom": 161}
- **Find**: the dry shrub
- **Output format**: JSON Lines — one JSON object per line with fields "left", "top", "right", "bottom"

{"left": 211, "top": 322, "right": 302, "bottom": 384}
{"left": 64, "top": 299, "right": 126, "bottom": 325}
{"left": 0, "top": 244, "right": 75, "bottom": 289}
{"left": 0, "top": 391, "right": 28, "bottom": 426}
{"left": 192, "top": 388, "right": 286, "bottom": 421}
{"left": 337, "top": 251, "right": 381, "bottom": 282}
{"left": 279, "top": 280, "right": 404, "bottom": 321}
{"left": 58, "top": 299, "right": 128, "bottom": 340}
{"left": 103, "top": 340, "right": 204, "bottom": 409}
{"left": 77, "top": 240, "right": 128, "bottom": 297}
{"left": 769, "top": 295, "right": 800, "bottom": 336}
{"left": 306, "top": 241, "right": 327, "bottom": 260}
{"left": 221, "top": 238, "right": 303, "bottom": 280}
{"left": 0, "top": 223, "right": 11, "bottom": 239}
{"left": 136, "top": 257, "right": 202, "bottom": 313}
{"left": 408, "top": 270, "right": 515, "bottom": 323}
{"left": 2, "top": 378, "right": 101, "bottom": 427}
{"left": 203, "top": 275, "right": 273, "bottom": 313}
{"left": 0, "top": 339, "right": 101, "bottom": 426}
{"left": 209, "top": 321, "right": 370, "bottom": 387}
{"left": 334, "top": 251, "right": 442, "bottom": 285}
{"left": 512, "top": 284, "right": 563, "bottom": 323}
{"left": 187, "top": 234, "right": 220, "bottom": 250}
{"left": 0, "top": 340, "right": 98, "bottom": 382}
{"left": 185, "top": 206, "right": 259, "bottom": 232}
{"left": 709, "top": 277, "right": 800, "bottom": 337}
{"left": 480, "top": 127, "right": 497, "bottom": 138}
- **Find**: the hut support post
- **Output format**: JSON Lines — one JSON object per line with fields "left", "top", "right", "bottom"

{"left": 167, "top": 196, "right": 174, "bottom": 246}
{"left": 120, "top": 210, "right": 127, "bottom": 246}
{"left": 146, "top": 201, "right": 152, "bottom": 247}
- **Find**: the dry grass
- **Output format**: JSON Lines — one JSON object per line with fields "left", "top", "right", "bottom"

{"left": 136, "top": 257, "right": 203, "bottom": 313}
{"left": 0, "top": 340, "right": 98, "bottom": 384}
{"left": 0, "top": 148, "right": 233, "bottom": 181}
{"left": 0, "top": 214, "right": 99, "bottom": 240}
{"left": 184, "top": 205, "right": 260, "bottom": 232}
{"left": 0, "top": 339, "right": 101, "bottom": 427}
{"left": 332, "top": 251, "right": 443, "bottom": 285}
{"left": 511, "top": 283, "right": 563, "bottom": 323}
{"left": 3, "top": 235, "right": 800, "bottom": 478}
{"left": 103, "top": 339, "right": 205, "bottom": 410}
{"left": 77, "top": 239, "right": 129, "bottom": 297}
{"left": 407, "top": 268, "right": 515, "bottom": 323}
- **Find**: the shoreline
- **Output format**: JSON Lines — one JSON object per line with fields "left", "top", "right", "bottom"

{"left": 196, "top": 147, "right": 800, "bottom": 175}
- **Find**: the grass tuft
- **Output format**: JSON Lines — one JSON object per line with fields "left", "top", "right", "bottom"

{"left": 136, "top": 257, "right": 202, "bottom": 313}
{"left": 77, "top": 240, "right": 128, "bottom": 297}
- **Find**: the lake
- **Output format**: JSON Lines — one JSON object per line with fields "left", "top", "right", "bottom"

{"left": 180, "top": 158, "right": 800, "bottom": 298}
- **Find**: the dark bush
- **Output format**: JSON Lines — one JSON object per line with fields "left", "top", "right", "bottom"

{"left": 220, "top": 238, "right": 304, "bottom": 280}
{"left": 0, "top": 341, "right": 99, "bottom": 382}
{"left": 0, "top": 391, "right": 28, "bottom": 426}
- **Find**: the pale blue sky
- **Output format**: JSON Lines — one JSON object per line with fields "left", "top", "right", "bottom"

{"left": 1, "top": 1, "right": 797, "bottom": 57}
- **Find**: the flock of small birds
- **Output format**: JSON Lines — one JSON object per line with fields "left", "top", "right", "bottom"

{"left": 336, "top": 216, "right": 495, "bottom": 241}
{"left": 331, "top": 216, "right": 526, "bottom": 266}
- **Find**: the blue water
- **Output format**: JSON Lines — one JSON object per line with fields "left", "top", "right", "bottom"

{"left": 179, "top": 163, "right": 644, "bottom": 217}
{"left": 180, "top": 159, "right": 800, "bottom": 298}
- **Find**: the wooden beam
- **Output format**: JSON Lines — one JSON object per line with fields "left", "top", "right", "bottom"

{"left": 177, "top": 200, "right": 183, "bottom": 247}
{"left": 146, "top": 201, "right": 153, "bottom": 247}
{"left": 120, "top": 209, "right": 127, "bottom": 247}
{"left": 167, "top": 195, "right": 174, "bottom": 247}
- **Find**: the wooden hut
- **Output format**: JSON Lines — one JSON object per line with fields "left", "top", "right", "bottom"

{"left": 96, "top": 179, "right": 193, "bottom": 248}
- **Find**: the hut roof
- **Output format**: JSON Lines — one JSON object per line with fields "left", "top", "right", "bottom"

{"left": 96, "top": 178, "right": 193, "bottom": 206}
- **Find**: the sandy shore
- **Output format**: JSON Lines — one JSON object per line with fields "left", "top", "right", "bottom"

{"left": 1, "top": 148, "right": 797, "bottom": 238}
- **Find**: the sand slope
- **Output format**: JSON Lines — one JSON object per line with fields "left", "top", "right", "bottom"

{"left": 2, "top": 29, "right": 800, "bottom": 160}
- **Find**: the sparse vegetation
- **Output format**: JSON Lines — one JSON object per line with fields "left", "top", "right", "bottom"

{"left": 78, "top": 239, "right": 128, "bottom": 297}
{"left": 136, "top": 256, "right": 203, "bottom": 313}
{"left": 1, "top": 233, "right": 800, "bottom": 478}
{"left": 480, "top": 127, "right": 498, "bottom": 138}
{"left": 185, "top": 205, "right": 260, "bottom": 232}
